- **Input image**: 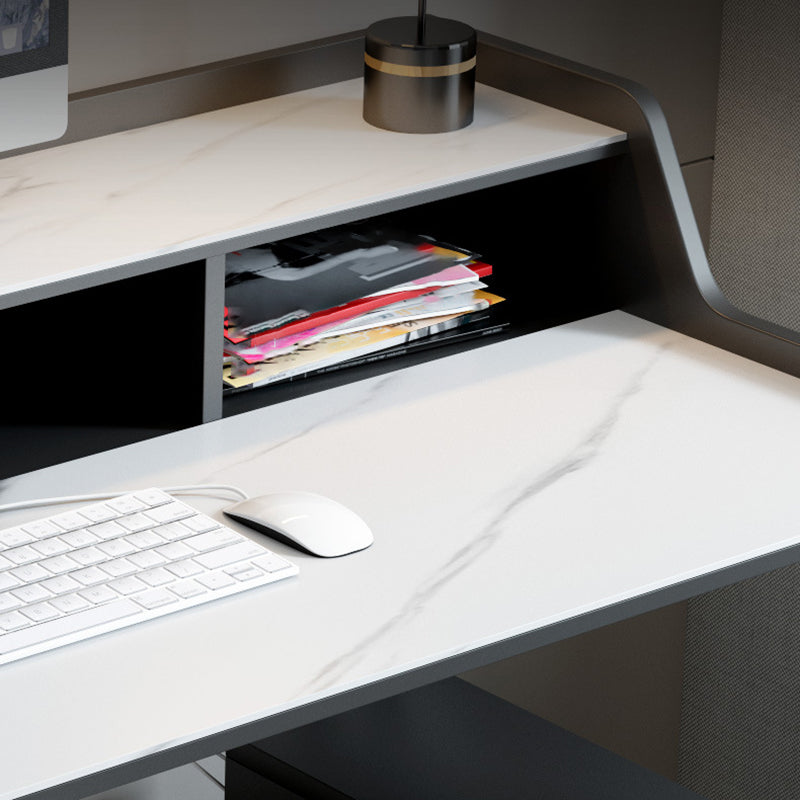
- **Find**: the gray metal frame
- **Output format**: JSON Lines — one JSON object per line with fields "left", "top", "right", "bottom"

{"left": 475, "top": 34, "right": 800, "bottom": 373}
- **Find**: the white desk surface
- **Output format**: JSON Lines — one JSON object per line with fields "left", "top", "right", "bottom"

{"left": 1, "top": 310, "right": 800, "bottom": 799}
{"left": 0, "top": 79, "right": 624, "bottom": 301}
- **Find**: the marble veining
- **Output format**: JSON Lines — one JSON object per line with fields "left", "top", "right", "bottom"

{"left": 199, "top": 373, "right": 399, "bottom": 484}
{"left": 493, "top": 342, "right": 671, "bottom": 519}
{"left": 298, "top": 341, "right": 670, "bottom": 694}
{"left": 2, "top": 312, "right": 800, "bottom": 800}
{"left": 0, "top": 79, "right": 624, "bottom": 300}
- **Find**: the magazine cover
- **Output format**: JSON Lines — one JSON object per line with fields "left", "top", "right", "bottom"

{"left": 225, "top": 224, "right": 476, "bottom": 336}
{"left": 224, "top": 282, "right": 489, "bottom": 364}
{"left": 224, "top": 261, "right": 493, "bottom": 347}
{"left": 223, "top": 290, "right": 504, "bottom": 391}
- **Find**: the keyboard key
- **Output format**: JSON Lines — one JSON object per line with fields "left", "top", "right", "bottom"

{"left": 0, "top": 572, "right": 20, "bottom": 591}
{"left": 0, "top": 611, "right": 30, "bottom": 631}
{"left": 87, "top": 520, "right": 127, "bottom": 541}
{"left": 97, "top": 539, "right": 136, "bottom": 558}
{"left": 50, "top": 512, "right": 90, "bottom": 532}
{"left": 164, "top": 559, "right": 203, "bottom": 579}
{"left": 12, "top": 584, "right": 51, "bottom": 604}
{"left": 6, "top": 546, "right": 39, "bottom": 566}
{"left": 186, "top": 529, "right": 240, "bottom": 553}
{"left": 20, "top": 602, "right": 61, "bottom": 623}
{"left": 156, "top": 542, "right": 193, "bottom": 561}
{"left": 139, "top": 568, "right": 174, "bottom": 588}
{"left": 254, "top": 553, "right": 295, "bottom": 573}
{"left": 195, "top": 541, "right": 264, "bottom": 570}
{"left": 0, "top": 528, "right": 34, "bottom": 548}
{"left": 40, "top": 555, "right": 80, "bottom": 574}
{"left": 170, "top": 580, "right": 207, "bottom": 599}
{"left": 99, "top": 558, "right": 138, "bottom": 578}
{"left": 133, "top": 589, "right": 179, "bottom": 610}
{"left": 117, "top": 513, "right": 154, "bottom": 533}
{"left": 72, "top": 567, "right": 107, "bottom": 586}
{"left": 226, "top": 565, "right": 264, "bottom": 582}
{"left": 19, "top": 520, "right": 59, "bottom": 539}
{"left": 0, "top": 593, "right": 21, "bottom": 612}
{"left": 154, "top": 521, "right": 192, "bottom": 541}
{"left": 134, "top": 489, "right": 172, "bottom": 507}
{"left": 50, "top": 593, "right": 92, "bottom": 613}
{"left": 181, "top": 515, "right": 221, "bottom": 534}
{"left": 124, "top": 531, "right": 164, "bottom": 549}
{"left": 31, "top": 537, "right": 70, "bottom": 557}
{"left": 41, "top": 575, "right": 82, "bottom": 595}
{"left": 0, "top": 554, "right": 12, "bottom": 570}
{"left": 106, "top": 495, "right": 147, "bottom": 514}
{"left": 144, "top": 502, "right": 193, "bottom": 524}
{"left": 196, "top": 572, "right": 236, "bottom": 591}
{"left": 71, "top": 547, "right": 106, "bottom": 566}
{"left": 80, "top": 503, "right": 119, "bottom": 523}
{"left": 61, "top": 529, "right": 100, "bottom": 548}
{"left": 9, "top": 564, "right": 49, "bottom": 583}
{"left": 128, "top": 550, "right": 166, "bottom": 569}
{"left": 79, "top": 585, "right": 119, "bottom": 605}
{"left": 109, "top": 576, "right": 147, "bottom": 595}
{"left": 0, "top": 599, "right": 142, "bottom": 653}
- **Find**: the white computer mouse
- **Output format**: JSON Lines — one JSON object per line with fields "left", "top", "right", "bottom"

{"left": 223, "top": 491, "right": 373, "bottom": 558}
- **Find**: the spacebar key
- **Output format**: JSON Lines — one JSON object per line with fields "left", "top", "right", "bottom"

{"left": 0, "top": 599, "right": 142, "bottom": 655}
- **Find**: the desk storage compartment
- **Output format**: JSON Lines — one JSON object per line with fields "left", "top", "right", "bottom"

{"left": 0, "top": 144, "right": 646, "bottom": 479}
{"left": 225, "top": 678, "right": 703, "bottom": 800}
{"left": 223, "top": 154, "right": 646, "bottom": 418}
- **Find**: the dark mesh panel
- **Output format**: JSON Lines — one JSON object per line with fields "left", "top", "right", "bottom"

{"left": 708, "top": 0, "right": 800, "bottom": 332}
{"left": 678, "top": 6, "right": 800, "bottom": 793}
{"left": 678, "top": 563, "right": 800, "bottom": 799}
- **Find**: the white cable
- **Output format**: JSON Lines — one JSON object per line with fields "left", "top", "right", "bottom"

{"left": 0, "top": 484, "right": 250, "bottom": 515}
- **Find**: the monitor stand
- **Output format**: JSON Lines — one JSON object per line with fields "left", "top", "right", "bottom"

{"left": 0, "top": 64, "right": 67, "bottom": 152}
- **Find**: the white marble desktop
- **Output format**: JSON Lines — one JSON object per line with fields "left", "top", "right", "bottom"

{"left": 0, "top": 79, "right": 624, "bottom": 301}
{"left": 0, "top": 310, "right": 799, "bottom": 799}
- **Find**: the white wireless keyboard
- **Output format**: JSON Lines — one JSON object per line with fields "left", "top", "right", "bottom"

{"left": 0, "top": 489, "right": 298, "bottom": 665}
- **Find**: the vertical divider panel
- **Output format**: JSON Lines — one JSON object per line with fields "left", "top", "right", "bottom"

{"left": 201, "top": 254, "right": 226, "bottom": 423}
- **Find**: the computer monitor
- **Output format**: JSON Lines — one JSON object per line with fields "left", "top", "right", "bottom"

{"left": 0, "top": 0, "right": 67, "bottom": 153}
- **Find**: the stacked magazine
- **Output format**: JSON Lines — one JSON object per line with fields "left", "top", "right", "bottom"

{"left": 222, "top": 223, "right": 506, "bottom": 392}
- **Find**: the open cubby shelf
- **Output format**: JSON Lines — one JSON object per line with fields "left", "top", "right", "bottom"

{"left": 224, "top": 157, "right": 637, "bottom": 416}
{"left": 0, "top": 50, "right": 637, "bottom": 477}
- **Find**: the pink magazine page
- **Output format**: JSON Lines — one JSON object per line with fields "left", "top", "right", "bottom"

{"left": 228, "top": 284, "right": 487, "bottom": 364}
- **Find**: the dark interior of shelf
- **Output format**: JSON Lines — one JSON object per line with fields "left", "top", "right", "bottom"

{"left": 0, "top": 262, "right": 207, "bottom": 479}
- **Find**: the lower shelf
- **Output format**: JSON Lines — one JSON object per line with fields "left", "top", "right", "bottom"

{"left": 225, "top": 677, "right": 705, "bottom": 800}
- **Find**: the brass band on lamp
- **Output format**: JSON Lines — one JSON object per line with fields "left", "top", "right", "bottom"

{"left": 363, "top": 16, "right": 477, "bottom": 134}
{"left": 364, "top": 53, "right": 477, "bottom": 79}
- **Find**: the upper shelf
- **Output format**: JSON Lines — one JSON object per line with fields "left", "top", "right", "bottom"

{"left": 0, "top": 78, "right": 624, "bottom": 306}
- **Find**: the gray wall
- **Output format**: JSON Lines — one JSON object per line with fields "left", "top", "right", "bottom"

{"left": 69, "top": 0, "right": 720, "bottom": 246}
{"left": 69, "top": 0, "right": 722, "bottom": 163}
{"left": 66, "top": 0, "right": 725, "bottom": 783}
{"left": 69, "top": 1, "right": 720, "bottom": 244}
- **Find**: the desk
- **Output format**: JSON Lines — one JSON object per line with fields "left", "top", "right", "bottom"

{"left": 2, "top": 310, "right": 800, "bottom": 799}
